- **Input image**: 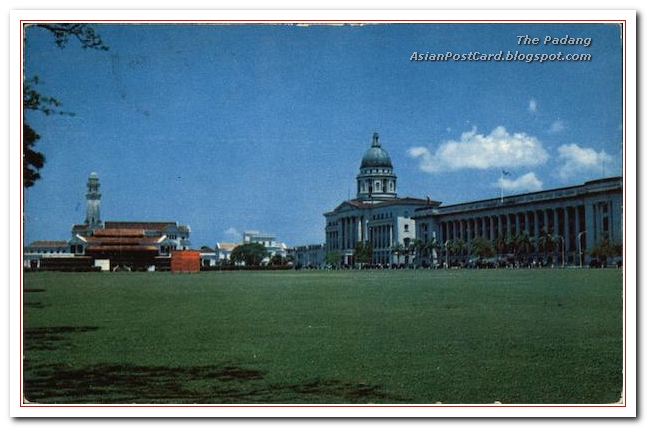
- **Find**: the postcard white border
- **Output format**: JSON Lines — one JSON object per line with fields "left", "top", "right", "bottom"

{"left": 8, "top": 8, "right": 637, "bottom": 420}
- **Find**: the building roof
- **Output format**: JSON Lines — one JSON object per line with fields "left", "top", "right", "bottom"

{"left": 85, "top": 245, "right": 159, "bottom": 252}
{"left": 92, "top": 228, "right": 146, "bottom": 237}
{"left": 27, "top": 240, "right": 69, "bottom": 247}
{"left": 104, "top": 221, "right": 177, "bottom": 230}
{"left": 84, "top": 236, "right": 163, "bottom": 245}
{"left": 325, "top": 196, "right": 435, "bottom": 216}
{"left": 413, "top": 176, "right": 624, "bottom": 218}
{"left": 216, "top": 242, "right": 238, "bottom": 251}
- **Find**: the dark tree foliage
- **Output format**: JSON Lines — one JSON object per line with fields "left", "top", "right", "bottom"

{"left": 324, "top": 249, "right": 342, "bottom": 267}
{"left": 23, "top": 24, "right": 108, "bottom": 187}
{"left": 230, "top": 243, "right": 269, "bottom": 266}
{"left": 33, "top": 24, "right": 109, "bottom": 51}
{"left": 353, "top": 241, "right": 373, "bottom": 265}
{"left": 471, "top": 236, "right": 495, "bottom": 259}
{"left": 23, "top": 123, "right": 44, "bottom": 188}
{"left": 589, "top": 235, "right": 622, "bottom": 266}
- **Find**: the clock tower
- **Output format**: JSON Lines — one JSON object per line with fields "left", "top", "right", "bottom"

{"left": 85, "top": 172, "right": 102, "bottom": 228}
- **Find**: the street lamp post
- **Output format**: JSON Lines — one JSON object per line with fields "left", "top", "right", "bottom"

{"left": 556, "top": 235, "right": 565, "bottom": 268}
{"left": 444, "top": 240, "right": 450, "bottom": 269}
{"left": 577, "top": 231, "right": 587, "bottom": 268}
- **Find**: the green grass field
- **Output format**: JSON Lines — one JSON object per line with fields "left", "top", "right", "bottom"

{"left": 22, "top": 268, "right": 624, "bottom": 404}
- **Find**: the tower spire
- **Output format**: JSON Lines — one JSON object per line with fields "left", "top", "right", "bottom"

{"left": 85, "top": 172, "right": 102, "bottom": 228}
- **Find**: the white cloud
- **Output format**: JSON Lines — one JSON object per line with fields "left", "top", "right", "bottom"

{"left": 496, "top": 172, "right": 543, "bottom": 192}
{"left": 549, "top": 119, "right": 565, "bottom": 133}
{"left": 555, "top": 143, "right": 614, "bottom": 180}
{"left": 528, "top": 99, "right": 537, "bottom": 113}
{"left": 223, "top": 227, "right": 242, "bottom": 243}
{"left": 407, "top": 126, "right": 549, "bottom": 173}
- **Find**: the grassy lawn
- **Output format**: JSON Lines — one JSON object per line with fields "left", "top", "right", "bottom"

{"left": 22, "top": 268, "right": 624, "bottom": 404}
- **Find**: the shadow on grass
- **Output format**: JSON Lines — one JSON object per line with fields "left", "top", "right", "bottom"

{"left": 23, "top": 362, "right": 402, "bottom": 404}
{"left": 23, "top": 326, "right": 401, "bottom": 404}
{"left": 23, "top": 288, "right": 48, "bottom": 309}
{"left": 24, "top": 326, "right": 99, "bottom": 351}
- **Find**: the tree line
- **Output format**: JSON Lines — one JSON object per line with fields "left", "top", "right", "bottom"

{"left": 323, "top": 229, "right": 622, "bottom": 268}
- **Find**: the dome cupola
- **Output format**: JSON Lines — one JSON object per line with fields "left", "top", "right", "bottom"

{"left": 356, "top": 133, "right": 397, "bottom": 202}
{"left": 360, "top": 133, "right": 393, "bottom": 168}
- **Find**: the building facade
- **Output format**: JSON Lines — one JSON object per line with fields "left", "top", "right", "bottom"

{"left": 214, "top": 242, "right": 237, "bottom": 262}
{"left": 324, "top": 134, "right": 431, "bottom": 266}
{"left": 292, "top": 243, "right": 326, "bottom": 269}
{"left": 23, "top": 240, "right": 74, "bottom": 269}
{"left": 243, "top": 231, "right": 288, "bottom": 259}
{"left": 413, "top": 176, "right": 623, "bottom": 267}
{"left": 321, "top": 133, "right": 623, "bottom": 268}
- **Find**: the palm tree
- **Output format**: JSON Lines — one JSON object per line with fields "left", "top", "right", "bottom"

{"left": 589, "top": 234, "right": 621, "bottom": 266}
{"left": 506, "top": 233, "right": 519, "bottom": 263}
{"left": 411, "top": 239, "right": 426, "bottom": 267}
{"left": 515, "top": 230, "right": 533, "bottom": 266}
{"left": 537, "top": 228, "right": 557, "bottom": 265}
{"left": 354, "top": 241, "right": 373, "bottom": 267}
{"left": 448, "top": 238, "right": 467, "bottom": 266}
{"left": 494, "top": 233, "right": 507, "bottom": 258}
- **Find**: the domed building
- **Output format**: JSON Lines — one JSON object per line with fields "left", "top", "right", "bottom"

{"left": 322, "top": 133, "right": 623, "bottom": 269}
{"left": 324, "top": 134, "right": 435, "bottom": 267}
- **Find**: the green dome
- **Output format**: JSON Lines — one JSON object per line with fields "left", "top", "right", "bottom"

{"left": 360, "top": 133, "right": 393, "bottom": 168}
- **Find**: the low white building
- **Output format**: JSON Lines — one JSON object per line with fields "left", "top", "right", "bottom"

{"left": 23, "top": 240, "right": 74, "bottom": 269}
{"left": 199, "top": 246, "right": 218, "bottom": 268}
{"left": 243, "top": 231, "right": 288, "bottom": 259}
{"left": 215, "top": 242, "right": 237, "bottom": 262}
{"left": 292, "top": 244, "right": 326, "bottom": 269}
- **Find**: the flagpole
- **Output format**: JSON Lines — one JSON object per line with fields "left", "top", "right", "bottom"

{"left": 500, "top": 170, "right": 503, "bottom": 204}
{"left": 500, "top": 169, "right": 511, "bottom": 203}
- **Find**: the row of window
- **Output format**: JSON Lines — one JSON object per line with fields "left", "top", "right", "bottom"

{"left": 363, "top": 168, "right": 391, "bottom": 174}
{"left": 371, "top": 211, "right": 410, "bottom": 220}
{"left": 359, "top": 180, "right": 395, "bottom": 193}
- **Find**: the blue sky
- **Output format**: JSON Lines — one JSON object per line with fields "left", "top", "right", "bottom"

{"left": 23, "top": 22, "right": 624, "bottom": 248}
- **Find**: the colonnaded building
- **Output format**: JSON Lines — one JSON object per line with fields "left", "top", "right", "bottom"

{"left": 321, "top": 133, "right": 623, "bottom": 268}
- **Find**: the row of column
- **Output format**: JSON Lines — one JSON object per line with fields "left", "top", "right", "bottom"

{"left": 369, "top": 224, "right": 393, "bottom": 250}
{"left": 326, "top": 216, "right": 398, "bottom": 265}
{"left": 438, "top": 205, "right": 589, "bottom": 258}
{"left": 332, "top": 217, "right": 397, "bottom": 251}
{"left": 333, "top": 215, "right": 367, "bottom": 251}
